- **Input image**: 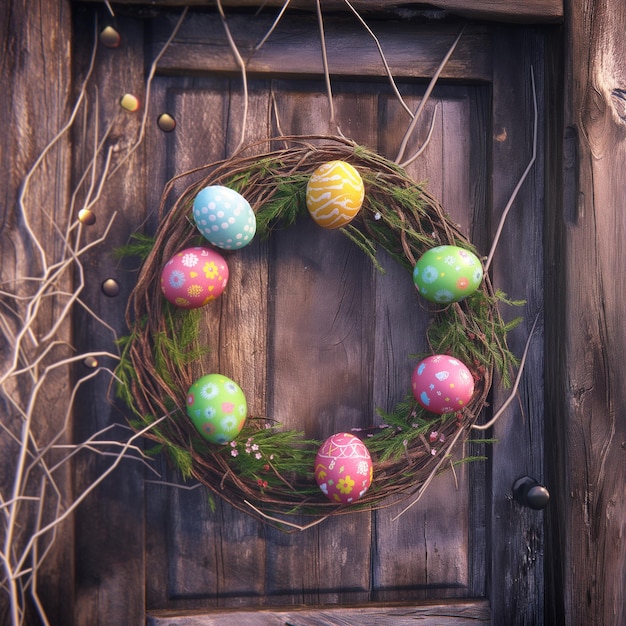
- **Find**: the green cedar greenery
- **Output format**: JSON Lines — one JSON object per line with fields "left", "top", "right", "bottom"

{"left": 115, "top": 137, "right": 521, "bottom": 524}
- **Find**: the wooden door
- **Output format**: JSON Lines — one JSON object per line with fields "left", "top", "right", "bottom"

{"left": 71, "top": 6, "right": 549, "bottom": 625}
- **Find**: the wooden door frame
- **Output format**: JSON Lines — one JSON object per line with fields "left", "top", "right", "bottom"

{"left": 78, "top": 11, "right": 546, "bottom": 622}
{"left": 1, "top": 1, "right": 624, "bottom": 625}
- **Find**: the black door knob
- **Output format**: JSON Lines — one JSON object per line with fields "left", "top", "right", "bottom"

{"left": 512, "top": 476, "right": 550, "bottom": 510}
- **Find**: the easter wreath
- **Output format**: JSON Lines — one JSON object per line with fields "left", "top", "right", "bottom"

{"left": 116, "top": 135, "right": 519, "bottom": 528}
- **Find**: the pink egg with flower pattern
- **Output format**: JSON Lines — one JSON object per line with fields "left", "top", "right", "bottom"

{"left": 411, "top": 354, "right": 475, "bottom": 414}
{"left": 160, "top": 246, "right": 228, "bottom": 309}
{"left": 315, "top": 432, "right": 373, "bottom": 504}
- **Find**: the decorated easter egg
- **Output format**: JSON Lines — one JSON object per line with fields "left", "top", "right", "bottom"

{"left": 160, "top": 246, "right": 228, "bottom": 309}
{"left": 186, "top": 374, "right": 247, "bottom": 444}
{"left": 192, "top": 185, "right": 256, "bottom": 250}
{"left": 411, "top": 354, "right": 475, "bottom": 414}
{"left": 314, "top": 432, "right": 373, "bottom": 504}
{"left": 413, "top": 245, "right": 483, "bottom": 303}
{"left": 306, "top": 160, "right": 365, "bottom": 229}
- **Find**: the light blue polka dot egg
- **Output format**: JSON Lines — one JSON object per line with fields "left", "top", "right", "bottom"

{"left": 192, "top": 185, "right": 256, "bottom": 250}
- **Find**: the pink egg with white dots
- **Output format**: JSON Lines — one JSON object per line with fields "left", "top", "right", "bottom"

{"left": 411, "top": 354, "right": 475, "bottom": 414}
{"left": 160, "top": 246, "right": 228, "bottom": 309}
{"left": 314, "top": 432, "right": 373, "bottom": 504}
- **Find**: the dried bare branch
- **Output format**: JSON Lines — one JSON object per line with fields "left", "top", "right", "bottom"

{"left": 471, "top": 311, "right": 541, "bottom": 431}
{"left": 254, "top": 0, "right": 292, "bottom": 51}
{"left": 395, "top": 26, "right": 465, "bottom": 164}
{"left": 315, "top": 0, "right": 339, "bottom": 135}
{"left": 216, "top": 0, "right": 249, "bottom": 153}
{"left": 0, "top": 12, "right": 189, "bottom": 624}
{"left": 343, "top": 0, "right": 413, "bottom": 118}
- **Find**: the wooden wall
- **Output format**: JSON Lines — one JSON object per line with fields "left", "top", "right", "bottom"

{"left": 0, "top": 1, "right": 74, "bottom": 625}
{"left": 81, "top": 0, "right": 564, "bottom": 23}
{"left": 1, "top": 0, "right": 624, "bottom": 624}
{"left": 544, "top": 1, "right": 626, "bottom": 624}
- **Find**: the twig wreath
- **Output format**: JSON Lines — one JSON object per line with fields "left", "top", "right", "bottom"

{"left": 116, "top": 135, "right": 520, "bottom": 529}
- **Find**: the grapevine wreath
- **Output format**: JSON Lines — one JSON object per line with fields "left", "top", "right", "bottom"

{"left": 116, "top": 135, "right": 519, "bottom": 528}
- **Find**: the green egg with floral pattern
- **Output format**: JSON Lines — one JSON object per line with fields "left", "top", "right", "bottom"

{"left": 186, "top": 374, "right": 247, "bottom": 444}
{"left": 413, "top": 245, "right": 483, "bottom": 304}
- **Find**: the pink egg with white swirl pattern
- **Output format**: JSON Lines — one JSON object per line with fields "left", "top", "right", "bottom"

{"left": 411, "top": 354, "right": 475, "bottom": 414}
{"left": 160, "top": 246, "right": 228, "bottom": 309}
{"left": 315, "top": 432, "right": 373, "bottom": 504}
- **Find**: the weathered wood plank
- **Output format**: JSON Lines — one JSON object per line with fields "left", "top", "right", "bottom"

{"left": 419, "top": 0, "right": 562, "bottom": 22}
{"left": 77, "top": 0, "right": 563, "bottom": 23}
{"left": 143, "top": 76, "right": 489, "bottom": 613}
{"left": 152, "top": 14, "right": 493, "bottom": 83}
{"left": 145, "top": 78, "right": 272, "bottom": 611}
{"left": 216, "top": 82, "right": 272, "bottom": 419}
{"left": 489, "top": 26, "right": 546, "bottom": 626}
{"left": 0, "top": 0, "right": 74, "bottom": 624}
{"left": 545, "top": 2, "right": 626, "bottom": 624}
{"left": 265, "top": 84, "right": 378, "bottom": 607}
{"left": 269, "top": 215, "right": 375, "bottom": 438}
{"left": 146, "top": 598, "right": 491, "bottom": 625}
{"left": 371, "top": 88, "right": 477, "bottom": 603}
{"left": 464, "top": 85, "right": 492, "bottom": 599}
{"left": 540, "top": 33, "right": 566, "bottom": 625}
{"left": 71, "top": 12, "right": 147, "bottom": 626}
{"left": 268, "top": 86, "right": 378, "bottom": 437}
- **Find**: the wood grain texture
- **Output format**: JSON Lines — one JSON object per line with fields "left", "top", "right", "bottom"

{"left": 370, "top": 88, "right": 481, "bottom": 604}
{"left": 488, "top": 26, "right": 546, "bottom": 626}
{"left": 70, "top": 11, "right": 147, "bottom": 626}
{"left": 152, "top": 13, "right": 492, "bottom": 83}
{"left": 143, "top": 75, "right": 487, "bottom": 614}
{"left": 268, "top": 86, "right": 378, "bottom": 438}
{"left": 545, "top": 1, "right": 626, "bottom": 624}
{"left": 146, "top": 598, "right": 491, "bottom": 625}
{"left": 88, "top": 10, "right": 542, "bottom": 620}
{"left": 0, "top": 1, "right": 74, "bottom": 624}
{"left": 77, "top": 0, "right": 563, "bottom": 23}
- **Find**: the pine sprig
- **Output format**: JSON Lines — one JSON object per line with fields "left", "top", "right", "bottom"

{"left": 114, "top": 232, "right": 157, "bottom": 261}
{"left": 116, "top": 135, "right": 520, "bottom": 525}
{"left": 253, "top": 175, "right": 309, "bottom": 236}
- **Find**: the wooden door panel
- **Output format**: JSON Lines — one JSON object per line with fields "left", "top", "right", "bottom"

{"left": 152, "top": 14, "right": 493, "bottom": 82}
{"left": 146, "top": 599, "right": 492, "bottom": 626}
{"left": 144, "top": 75, "right": 483, "bottom": 612}
{"left": 269, "top": 226, "right": 376, "bottom": 437}
{"left": 67, "top": 8, "right": 548, "bottom": 623}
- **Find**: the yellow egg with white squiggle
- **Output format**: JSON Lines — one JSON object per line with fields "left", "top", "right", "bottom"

{"left": 306, "top": 160, "right": 364, "bottom": 229}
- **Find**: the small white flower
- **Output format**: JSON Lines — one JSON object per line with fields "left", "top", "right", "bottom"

{"left": 221, "top": 415, "right": 238, "bottom": 430}
{"left": 200, "top": 383, "right": 218, "bottom": 400}
{"left": 181, "top": 253, "right": 199, "bottom": 268}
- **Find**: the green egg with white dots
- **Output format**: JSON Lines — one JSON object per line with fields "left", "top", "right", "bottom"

{"left": 186, "top": 374, "right": 247, "bottom": 444}
{"left": 413, "top": 245, "right": 483, "bottom": 303}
